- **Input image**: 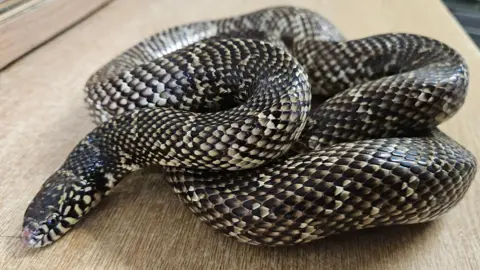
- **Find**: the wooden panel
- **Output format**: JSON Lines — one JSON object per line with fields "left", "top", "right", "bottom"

{"left": 0, "top": 0, "right": 112, "bottom": 69}
{"left": 0, "top": 0, "right": 479, "bottom": 269}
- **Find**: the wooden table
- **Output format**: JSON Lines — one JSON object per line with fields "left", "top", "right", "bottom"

{"left": 1, "top": 0, "right": 479, "bottom": 269}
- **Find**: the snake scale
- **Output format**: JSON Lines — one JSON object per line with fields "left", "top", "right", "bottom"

{"left": 22, "top": 6, "right": 477, "bottom": 248}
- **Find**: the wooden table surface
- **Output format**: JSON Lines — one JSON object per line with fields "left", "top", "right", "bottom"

{"left": 1, "top": 0, "right": 479, "bottom": 269}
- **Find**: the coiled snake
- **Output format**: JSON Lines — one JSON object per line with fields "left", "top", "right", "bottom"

{"left": 22, "top": 6, "right": 477, "bottom": 248}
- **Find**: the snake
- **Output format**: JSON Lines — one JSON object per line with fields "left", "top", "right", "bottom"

{"left": 21, "top": 6, "right": 477, "bottom": 248}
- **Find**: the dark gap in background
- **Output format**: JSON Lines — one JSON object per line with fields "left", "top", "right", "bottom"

{"left": 444, "top": 0, "right": 480, "bottom": 47}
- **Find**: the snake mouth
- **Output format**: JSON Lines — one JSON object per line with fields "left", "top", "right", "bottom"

{"left": 21, "top": 218, "right": 71, "bottom": 248}
{"left": 21, "top": 222, "right": 47, "bottom": 248}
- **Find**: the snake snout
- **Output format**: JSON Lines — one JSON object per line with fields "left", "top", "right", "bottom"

{"left": 21, "top": 222, "right": 43, "bottom": 248}
{"left": 22, "top": 210, "right": 70, "bottom": 248}
{"left": 22, "top": 170, "right": 91, "bottom": 248}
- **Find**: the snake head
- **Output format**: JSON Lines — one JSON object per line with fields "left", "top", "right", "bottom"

{"left": 22, "top": 170, "right": 100, "bottom": 248}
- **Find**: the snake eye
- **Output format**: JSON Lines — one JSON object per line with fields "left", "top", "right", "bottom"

{"left": 47, "top": 216, "right": 58, "bottom": 227}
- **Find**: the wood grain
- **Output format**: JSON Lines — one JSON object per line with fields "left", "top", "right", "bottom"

{"left": 0, "top": 0, "right": 112, "bottom": 69}
{"left": 1, "top": 0, "right": 479, "bottom": 269}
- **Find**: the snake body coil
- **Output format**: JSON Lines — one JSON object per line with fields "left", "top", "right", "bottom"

{"left": 22, "top": 6, "right": 477, "bottom": 248}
